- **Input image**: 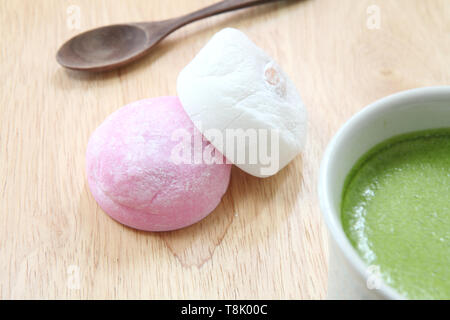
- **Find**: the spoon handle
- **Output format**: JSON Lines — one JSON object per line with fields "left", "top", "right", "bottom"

{"left": 171, "top": 0, "right": 286, "bottom": 30}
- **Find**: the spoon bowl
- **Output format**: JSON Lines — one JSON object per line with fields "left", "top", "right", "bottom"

{"left": 57, "top": 24, "right": 150, "bottom": 71}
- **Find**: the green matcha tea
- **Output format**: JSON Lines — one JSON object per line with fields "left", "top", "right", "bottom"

{"left": 341, "top": 128, "right": 450, "bottom": 299}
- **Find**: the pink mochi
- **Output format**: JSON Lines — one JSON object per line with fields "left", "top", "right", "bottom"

{"left": 86, "top": 97, "right": 231, "bottom": 231}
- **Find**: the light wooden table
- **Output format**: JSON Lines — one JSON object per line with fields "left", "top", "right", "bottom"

{"left": 1, "top": 0, "right": 449, "bottom": 299}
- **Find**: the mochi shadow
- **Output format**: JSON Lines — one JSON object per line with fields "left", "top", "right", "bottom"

{"left": 158, "top": 155, "right": 304, "bottom": 267}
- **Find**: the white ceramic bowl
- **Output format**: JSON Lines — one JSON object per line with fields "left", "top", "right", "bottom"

{"left": 318, "top": 86, "right": 450, "bottom": 299}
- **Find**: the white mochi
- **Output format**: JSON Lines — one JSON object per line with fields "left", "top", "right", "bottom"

{"left": 177, "top": 28, "right": 307, "bottom": 177}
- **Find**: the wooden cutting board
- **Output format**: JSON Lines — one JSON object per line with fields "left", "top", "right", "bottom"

{"left": 1, "top": 0, "right": 449, "bottom": 299}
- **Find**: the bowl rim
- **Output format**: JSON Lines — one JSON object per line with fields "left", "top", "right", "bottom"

{"left": 318, "top": 86, "right": 450, "bottom": 300}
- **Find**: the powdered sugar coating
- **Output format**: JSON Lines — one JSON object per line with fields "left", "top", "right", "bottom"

{"left": 177, "top": 28, "right": 307, "bottom": 177}
{"left": 86, "top": 97, "right": 231, "bottom": 231}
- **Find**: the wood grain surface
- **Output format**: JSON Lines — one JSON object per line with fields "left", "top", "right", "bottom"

{"left": 1, "top": 0, "right": 449, "bottom": 299}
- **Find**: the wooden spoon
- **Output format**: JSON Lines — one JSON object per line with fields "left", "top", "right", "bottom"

{"left": 56, "top": 0, "right": 286, "bottom": 72}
